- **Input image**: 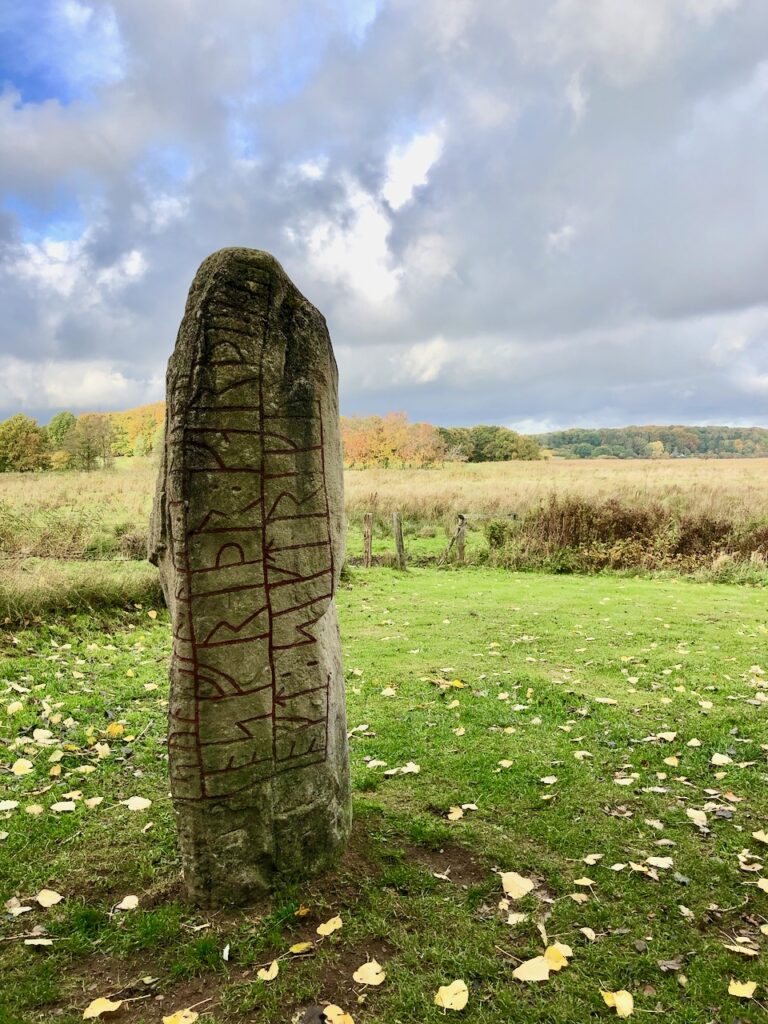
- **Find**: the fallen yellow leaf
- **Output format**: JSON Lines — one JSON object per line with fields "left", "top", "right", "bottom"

{"left": 120, "top": 796, "right": 152, "bottom": 811}
{"left": 500, "top": 871, "right": 534, "bottom": 899}
{"left": 162, "top": 1011, "right": 199, "bottom": 1024}
{"left": 601, "top": 989, "right": 634, "bottom": 1017}
{"left": 352, "top": 958, "right": 386, "bottom": 986}
{"left": 257, "top": 960, "right": 279, "bottom": 981}
{"left": 115, "top": 895, "right": 138, "bottom": 911}
{"left": 323, "top": 1006, "right": 355, "bottom": 1024}
{"left": 36, "top": 889, "right": 63, "bottom": 908}
{"left": 434, "top": 979, "right": 469, "bottom": 1010}
{"left": 513, "top": 956, "right": 551, "bottom": 982}
{"left": 289, "top": 941, "right": 314, "bottom": 954}
{"left": 710, "top": 753, "right": 732, "bottom": 766}
{"left": 728, "top": 979, "right": 757, "bottom": 999}
{"left": 543, "top": 945, "right": 569, "bottom": 971}
{"left": 82, "top": 997, "right": 124, "bottom": 1019}
{"left": 316, "top": 915, "right": 342, "bottom": 937}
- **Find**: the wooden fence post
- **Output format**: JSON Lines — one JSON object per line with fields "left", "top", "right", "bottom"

{"left": 392, "top": 512, "right": 406, "bottom": 569}
{"left": 363, "top": 512, "right": 373, "bottom": 568}
{"left": 455, "top": 514, "right": 467, "bottom": 564}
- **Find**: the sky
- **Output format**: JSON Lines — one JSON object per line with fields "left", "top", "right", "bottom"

{"left": 0, "top": 0, "right": 766, "bottom": 432}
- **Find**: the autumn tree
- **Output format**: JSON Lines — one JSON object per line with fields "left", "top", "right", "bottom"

{"left": 0, "top": 414, "right": 49, "bottom": 472}
{"left": 340, "top": 413, "right": 446, "bottom": 467}
{"left": 64, "top": 414, "right": 115, "bottom": 470}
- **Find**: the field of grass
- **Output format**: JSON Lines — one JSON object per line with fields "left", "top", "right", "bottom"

{"left": 2, "top": 567, "right": 768, "bottom": 1023}
{"left": 1, "top": 459, "right": 767, "bottom": 605}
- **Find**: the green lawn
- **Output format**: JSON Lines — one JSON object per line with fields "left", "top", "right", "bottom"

{"left": 1, "top": 567, "right": 767, "bottom": 1023}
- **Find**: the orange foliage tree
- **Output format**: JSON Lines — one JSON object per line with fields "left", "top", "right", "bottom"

{"left": 340, "top": 413, "right": 447, "bottom": 467}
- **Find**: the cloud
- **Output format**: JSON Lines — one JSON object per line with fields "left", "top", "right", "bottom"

{"left": 0, "top": 0, "right": 765, "bottom": 430}
{"left": 382, "top": 129, "right": 444, "bottom": 210}
{"left": 0, "top": 356, "right": 157, "bottom": 413}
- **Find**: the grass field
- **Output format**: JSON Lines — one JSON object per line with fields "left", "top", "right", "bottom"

{"left": 2, "top": 567, "right": 768, "bottom": 1023}
{"left": 1, "top": 458, "right": 767, "bottom": 616}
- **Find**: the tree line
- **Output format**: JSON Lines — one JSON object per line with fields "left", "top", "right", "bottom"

{"left": 0, "top": 407, "right": 543, "bottom": 471}
{"left": 2, "top": 407, "right": 765, "bottom": 472}
{"left": 537, "top": 425, "right": 768, "bottom": 459}
{"left": 0, "top": 403, "right": 165, "bottom": 472}
{"left": 340, "top": 414, "right": 542, "bottom": 466}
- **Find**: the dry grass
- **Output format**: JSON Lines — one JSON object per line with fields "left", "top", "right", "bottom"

{"left": 345, "top": 458, "right": 768, "bottom": 524}
{"left": 1, "top": 459, "right": 766, "bottom": 589}
{"left": 0, "top": 558, "right": 162, "bottom": 620}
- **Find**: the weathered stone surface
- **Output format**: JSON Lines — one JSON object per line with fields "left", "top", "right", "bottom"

{"left": 149, "top": 248, "right": 351, "bottom": 906}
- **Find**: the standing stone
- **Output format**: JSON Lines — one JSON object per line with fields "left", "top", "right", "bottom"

{"left": 149, "top": 248, "right": 351, "bottom": 906}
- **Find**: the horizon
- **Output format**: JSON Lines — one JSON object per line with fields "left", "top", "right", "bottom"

{"left": 15, "top": 399, "right": 768, "bottom": 437}
{"left": 1, "top": 3, "right": 767, "bottom": 430}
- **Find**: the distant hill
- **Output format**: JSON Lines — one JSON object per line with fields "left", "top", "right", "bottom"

{"left": 536, "top": 425, "right": 768, "bottom": 459}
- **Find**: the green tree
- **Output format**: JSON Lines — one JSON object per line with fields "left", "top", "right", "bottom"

{"left": 0, "top": 414, "right": 49, "bottom": 472}
{"left": 110, "top": 423, "right": 131, "bottom": 457}
{"left": 46, "top": 411, "right": 76, "bottom": 450}
{"left": 64, "top": 414, "right": 115, "bottom": 471}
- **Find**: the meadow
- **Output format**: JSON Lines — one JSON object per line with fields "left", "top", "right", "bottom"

{"left": 1, "top": 459, "right": 768, "bottom": 1023}
{"left": 1, "top": 457, "right": 767, "bottom": 622}
{"left": 2, "top": 569, "right": 768, "bottom": 1023}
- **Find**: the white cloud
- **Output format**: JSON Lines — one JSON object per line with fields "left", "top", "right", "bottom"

{"left": 53, "top": 0, "right": 126, "bottom": 90}
{"left": 12, "top": 235, "right": 146, "bottom": 302}
{"left": 0, "top": 356, "right": 152, "bottom": 412}
{"left": 300, "top": 178, "right": 401, "bottom": 305}
{"left": 382, "top": 130, "right": 444, "bottom": 211}
{"left": 398, "top": 337, "right": 451, "bottom": 383}
{"left": 134, "top": 194, "right": 190, "bottom": 232}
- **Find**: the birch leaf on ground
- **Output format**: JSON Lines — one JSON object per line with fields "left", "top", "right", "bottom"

{"left": 11, "top": 758, "right": 33, "bottom": 776}
{"left": 543, "top": 945, "right": 569, "bottom": 971}
{"left": 114, "top": 895, "right": 138, "bottom": 911}
{"left": 601, "top": 990, "right": 634, "bottom": 1017}
{"left": 289, "top": 941, "right": 314, "bottom": 954}
{"left": 316, "top": 915, "right": 342, "bottom": 936}
{"left": 36, "top": 889, "right": 62, "bottom": 907}
{"left": 82, "top": 997, "right": 124, "bottom": 1019}
{"left": 257, "top": 960, "right": 279, "bottom": 981}
{"left": 352, "top": 958, "right": 386, "bottom": 986}
{"left": 120, "top": 796, "right": 152, "bottom": 811}
{"left": 513, "top": 956, "right": 551, "bottom": 982}
{"left": 710, "top": 753, "right": 732, "bottom": 766}
{"left": 162, "top": 1011, "right": 199, "bottom": 1024}
{"left": 728, "top": 979, "right": 757, "bottom": 998}
{"left": 323, "top": 1007, "right": 355, "bottom": 1024}
{"left": 500, "top": 871, "right": 534, "bottom": 899}
{"left": 434, "top": 979, "right": 469, "bottom": 1010}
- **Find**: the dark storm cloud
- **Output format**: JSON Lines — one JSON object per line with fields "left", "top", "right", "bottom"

{"left": 0, "top": 0, "right": 766, "bottom": 427}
